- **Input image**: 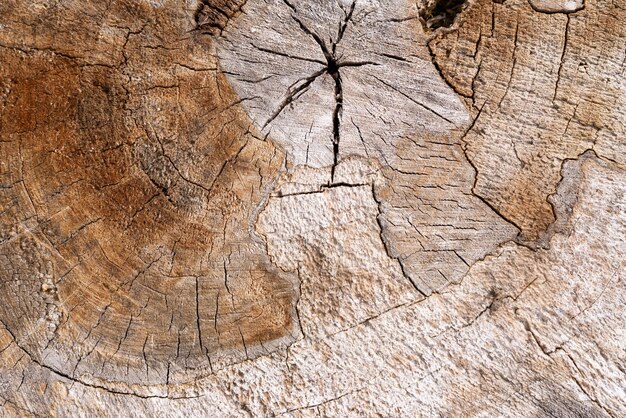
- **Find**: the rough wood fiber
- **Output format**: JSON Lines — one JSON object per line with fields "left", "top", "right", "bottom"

{"left": 0, "top": 0, "right": 624, "bottom": 416}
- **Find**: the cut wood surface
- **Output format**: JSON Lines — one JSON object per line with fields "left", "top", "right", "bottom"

{"left": 0, "top": 0, "right": 624, "bottom": 416}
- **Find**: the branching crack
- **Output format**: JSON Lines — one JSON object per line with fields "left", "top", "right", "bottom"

{"left": 522, "top": 320, "right": 616, "bottom": 417}
{"left": 263, "top": 68, "right": 327, "bottom": 129}
{"left": 275, "top": 0, "right": 377, "bottom": 181}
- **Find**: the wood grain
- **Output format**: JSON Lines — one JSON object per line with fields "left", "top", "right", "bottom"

{"left": 0, "top": 0, "right": 624, "bottom": 415}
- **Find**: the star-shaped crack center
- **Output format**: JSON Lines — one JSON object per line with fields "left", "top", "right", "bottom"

{"left": 218, "top": 0, "right": 469, "bottom": 177}
{"left": 267, "top": 0, "right": 380, "bottom": 179}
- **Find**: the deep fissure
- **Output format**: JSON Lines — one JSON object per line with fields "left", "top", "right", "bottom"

{"left": 329, "top": 57, "right": 342, "bottom": 181}
{"left": 281, "top": 0, "right": 368, "bottom": 181}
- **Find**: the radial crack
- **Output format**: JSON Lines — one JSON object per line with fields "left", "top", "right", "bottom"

{"left": 330, "top": 60, "right": 343, "bottom": 181}
{"left": 279, "top": 0, "right": 375, "bottom": 180}
{"left": 263, "top": 68, "right": 327, "bottom": 129}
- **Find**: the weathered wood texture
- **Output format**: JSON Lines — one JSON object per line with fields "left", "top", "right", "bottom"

{"left": 0, "top": 0, "right": 624, "bottom": 416}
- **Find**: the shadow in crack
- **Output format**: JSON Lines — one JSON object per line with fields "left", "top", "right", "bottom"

{"left": 418, "top": 0, "right": 469, "bottom": 31}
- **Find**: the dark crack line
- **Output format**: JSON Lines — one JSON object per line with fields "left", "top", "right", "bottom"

{"left": 427, "top": 42, "right": 473, "bottom": 101}
{"left": 194, "top": 276, "right": 213, "bottom": 372}
{"left": 250, "top": 42, "right": 327, "bottom": 65}
{"left": 282, "top": 0, "right": 334, "bottom": 61}
{"left": 328, "top": 0, "right": 357, "bottom": 181}
{"left": 144, "top": 126, "right": 223, "bottom": 198}
{"left": 263, "top": 68, "right": 327, "bottom": 129}
{"left": 372, "top": 184, "right": 428, "bottom": 298}
{"left": 0, "top": 320, "right": 199, "bottom": 399}
{"left": 461, "top": 142, "right": 524, "bottom": 234}
{"left": 330, "top": 64, "right": 343, "bottom": 181}
{"left": 371, "top": 74, "right": 455, "bottom": 125}
{"left": 553, "top": 15, "right": 570, "bottom": 102}
{"left": 280, "top": 0, "right": 374, "bottom": 181}
{"left": 333, "top": 0, "right": 357, "bottom": 55}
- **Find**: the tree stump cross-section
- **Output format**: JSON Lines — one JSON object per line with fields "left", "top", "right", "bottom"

{"left": 0, "top": 0, "right": 625, "bottom": 414}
